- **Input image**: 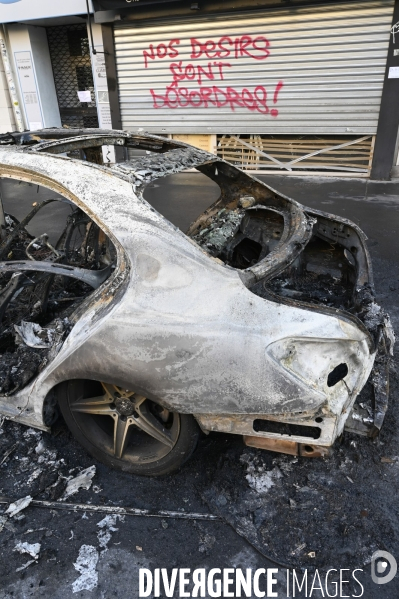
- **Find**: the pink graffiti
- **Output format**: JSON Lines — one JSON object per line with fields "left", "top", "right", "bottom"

{"left": 143, "top": 35, "right": 283, "bottom": 116}
{"left": 143, "top": 39, "right": 180, "bottom": 69}
{"left": 190, "top": 35, "right": 270, "bottom": 61}
{"left": 169, "top": 61, "right": 231, "bottom": 87}
{"left": 150, "top": 84, "right": 279, "bottom": 115}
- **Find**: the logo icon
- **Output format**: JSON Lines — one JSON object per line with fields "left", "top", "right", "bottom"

{"left": 371, "top": 551, "right": 397, "bottom": 585}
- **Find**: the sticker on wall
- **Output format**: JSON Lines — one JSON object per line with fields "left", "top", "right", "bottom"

{"left": 98, "top": 104, "right": 112, "bottom": 128}
{"left": 93, "top": 53, "right": 107, "bottom": 82}
{"left": 97, "top": 90, "right": 109, "bottom": 103}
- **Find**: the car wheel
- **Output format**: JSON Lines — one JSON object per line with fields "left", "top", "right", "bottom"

{"left": 57, "top": 380, "right": 200, "bottom": 476}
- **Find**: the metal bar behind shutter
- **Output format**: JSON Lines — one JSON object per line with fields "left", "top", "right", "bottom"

{"left": 114, "top": 0, "right": 394, "bottom": 135}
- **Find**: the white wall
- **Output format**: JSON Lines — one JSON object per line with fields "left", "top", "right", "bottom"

{"left": 7, "top": 23, "right": 61, "bottom": 129}
{"left": 0, "top": 1, "right": 93, "bottom": 24}
{"left": 0, "top": 52, "right": 16, "bottom": 133}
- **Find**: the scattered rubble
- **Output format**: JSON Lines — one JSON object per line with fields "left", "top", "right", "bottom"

{"left": 198, "top": 529, "right": 216, "bottom": 554}
{"left": 13, "top": 540, "right": 41, "bottom": 573}
{"left": 0, "top": 442, "right": 17, "bottom": 465}
{"left": 15, "top": 559, "right": 37, "bottom": 573}
{"left": 203, "top": 368, "right": 399, "bottom": 570}
{"left": 0, "top": 515, "right": 7, "bottom": 532}
{"left": 14, "top": 540, "right": 41, "bottom": 559}
{"left": 5, "top": 495, "right": 32, "bottom": 518}
{"left": 267, "top": 271, "right": 350, "bottom": 310}
{"left": 15, "top": 320, "right": 59, "bottom": 349}
{"left": 241, "top": 453, "right": 283, "bottom": 494}
{"left": 72, "top": 544, "right": 99, "bottom": 593}
{"left": 0, "top": 365, "right": 398, "bottom": 581}
{"left": 61, "top": 465, "right": 96, "bottom": 500}
{"left": 97, "top": 514, "right": 123, "bottom": 551}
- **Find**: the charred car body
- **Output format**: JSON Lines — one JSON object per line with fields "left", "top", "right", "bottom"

{"left": 0, "top": 129, "right": 393, "bottom": 475}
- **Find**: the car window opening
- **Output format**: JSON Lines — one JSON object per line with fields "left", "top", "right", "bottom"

{"left": 190, "top": 203, "right": 285, "bottom": 267}
{"left": 188, "top": 197, "right": 358, "bottom": 311}
{"left": 0, "top": 181, "right": 116, "bottom": 395}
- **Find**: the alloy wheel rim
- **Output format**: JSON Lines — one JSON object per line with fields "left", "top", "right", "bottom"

{"left": 70, "top": 382, "right": 180, "bottom": 463}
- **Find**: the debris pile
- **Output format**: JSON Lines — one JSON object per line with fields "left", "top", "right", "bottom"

{"left": 355, "top": 283, "right": 395, "bottom": 347}
{"left": 0, "top": 423, "right": 95, "bottom": 502}
{"left": 258, "top": 233, "right": 355, "bottom": 310}
{"left": 267, "top": 271, "right": 350, "bottom": 309}
{"left": 72, "top": 544, "right": 99, "bottom": 593}
{"left": 14, "top": 540, "right": 41, "bottom": 573}
{"left": 5, "top": 495, "right": 33, "bottom": 518}
{"left": 190, "top": 200, "right": 285, "bottom": 268}
{"left": 203, "top": 397, "right": 399, "bottom": 570}
{"left": 97, "top": 514, "right": 124, "bottom": 551}
{"left": 240, "top": 452, "right": 283, "bottom": 495}
{"left": 62, "top": 465, "right": 96, "bottom": 500}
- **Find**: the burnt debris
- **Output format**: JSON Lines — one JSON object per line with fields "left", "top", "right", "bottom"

{"left": 191, "top": 201, "right": 285, "bottom": 267}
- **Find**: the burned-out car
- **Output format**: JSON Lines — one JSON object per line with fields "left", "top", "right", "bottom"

{"left": 0, "top": 129, "right": 393, "bottom": 476}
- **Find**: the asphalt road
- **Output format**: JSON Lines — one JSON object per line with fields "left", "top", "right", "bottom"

{"left": 0, "top": 172, "right": 398, "bottom": 598}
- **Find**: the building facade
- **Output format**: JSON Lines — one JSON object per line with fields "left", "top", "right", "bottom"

{"left": 0, "top": 0, "right": 398, "bottom": 178}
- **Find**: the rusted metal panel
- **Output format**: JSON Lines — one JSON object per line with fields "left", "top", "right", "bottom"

{"left": 244, "top": 436, "right": 299, "bottom": 456}
{"left": 244, "top": 435, "right": 331, "bottom": 458}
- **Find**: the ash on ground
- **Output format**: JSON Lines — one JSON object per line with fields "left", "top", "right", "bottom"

{"left": 203, "top": 357, "right": 399, "bottom": 570}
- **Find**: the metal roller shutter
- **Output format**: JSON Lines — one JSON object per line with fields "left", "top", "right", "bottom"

{"left": 114, "top": 0, "right": 394, "bottom": 135}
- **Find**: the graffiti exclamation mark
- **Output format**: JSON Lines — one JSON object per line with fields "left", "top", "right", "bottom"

{"left": 270, "top": 81, "right": 283, "bottom": 118}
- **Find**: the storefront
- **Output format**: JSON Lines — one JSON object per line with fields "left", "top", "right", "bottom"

{"left": 0, "top": 1, "right": 116, "bottom": 160}
{"left": 110, "top": 0, "right": 394, "bottom": 174}
{"left": 1, "top": 0, "right": 399, "bottom": 177}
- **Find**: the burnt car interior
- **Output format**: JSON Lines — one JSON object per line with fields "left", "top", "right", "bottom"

{"left": 189, "top": 198, "right": 358, "bottom": 308}
{"left": 0, "top": 183, "right": 115, "bottom": 396}
{"left": 0, "top": 128, "right": 393, "bottom": 450}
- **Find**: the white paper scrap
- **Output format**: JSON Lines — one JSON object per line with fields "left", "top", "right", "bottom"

{"left": 77, "top": 90, "right": 92, "bottom": 102}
